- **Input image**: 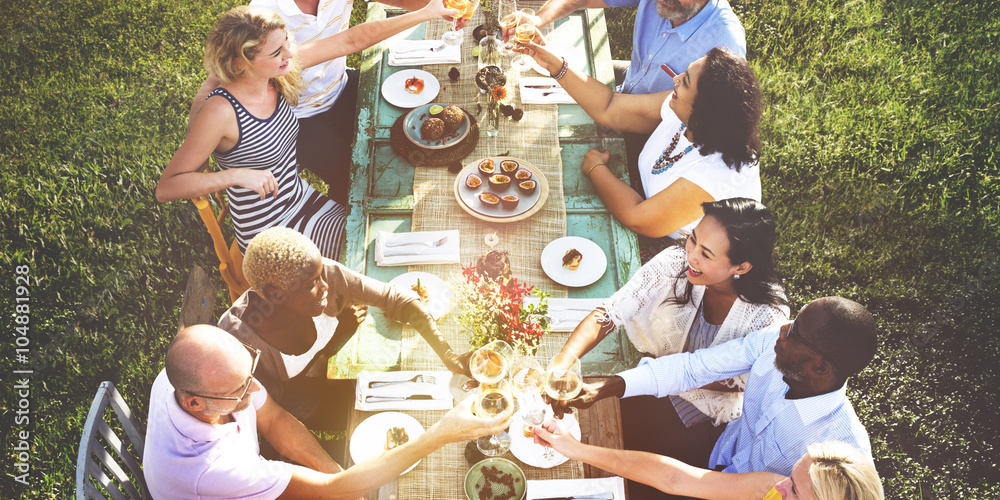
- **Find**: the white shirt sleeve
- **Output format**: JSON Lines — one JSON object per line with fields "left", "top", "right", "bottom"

{"left": 618, "top": 324, "right": 778, "bottom": 398}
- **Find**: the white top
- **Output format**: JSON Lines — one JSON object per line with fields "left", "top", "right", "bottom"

{"left": 143, "top": 371, "right": 293, "bottom": 499}
{"left": 602, "top": 246, "right": 788, "bottom": 423}
{"left": 638, "top": 96, "right": 762, "bottom": 239}
{"left": 618, "top": 324, "right": 872, "bottom": 474}
{"left": 251, "top": 0, "right": 352, "bottom": 118}
{"left": 281, "top": 312, "right": 340, "bottom": 377}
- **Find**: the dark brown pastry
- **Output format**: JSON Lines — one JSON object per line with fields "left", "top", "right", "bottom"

{"left": 420, "top": 118, "right": 445, "bottom": 140}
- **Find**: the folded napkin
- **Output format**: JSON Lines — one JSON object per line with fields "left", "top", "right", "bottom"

{"left": 524, "top": 297, "right": 606, "bottom": 332}
{"left": 356, "top": 370, "right": 455, "bottom": 411}
{"left": 375, "top": 230, "right": 461, "bottom": 267}
{"left": 526, "top": 477, "right": 626, "bottom": 500}
{"left": 388, "top": 40, "right": 461, "bottom": 66}
{"left": 520, "top": 77, "right": 577, "bottom": 105}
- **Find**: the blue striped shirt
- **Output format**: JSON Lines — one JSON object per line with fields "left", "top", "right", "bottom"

{"left": 618, "top": 323, "right": 872, "bottom": 475}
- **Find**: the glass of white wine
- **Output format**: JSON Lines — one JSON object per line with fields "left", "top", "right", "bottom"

{"left": 543, "top": 352, "right": 582, "bottom": 404}
{"left": 442, "top": 0, "right": 470, "bottom": 46}
{"left": 475, "top": 379, "right": 514, "bottom": 456}
{"left": 497, "top": 0, "right": 518, "bottom": 57}
{"left": 511, "top": 8, "right": 536, "bottom": 71}
{"left": 511, "top": 355, "right": 554, "bottom": 459}
{"left": 470, "top": 339, "right": 514, "bottom": 384}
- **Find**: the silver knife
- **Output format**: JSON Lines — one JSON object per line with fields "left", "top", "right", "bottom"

{"left": 365, "top": 394, "right": 441, "bottom": 403}
{"left": 524, "top": 84, "right": 560, "bottom": 89}
{"left": 532, "top": 493, "right": 614, "bottom": 500}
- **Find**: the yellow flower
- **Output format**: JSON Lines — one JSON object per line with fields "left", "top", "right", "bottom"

{"left": 490, "top": 86, "right": 507, "bottom": 101}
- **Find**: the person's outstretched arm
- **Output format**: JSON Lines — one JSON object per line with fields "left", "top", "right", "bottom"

{"left": 296, "top": 0, "right": 458, "bottom": 69}
{"left": 533, "top": 420, "right": 780, "bottom": 500}
{"left": 512, "top": 39, "right": 667, "bottom": 134}
{"left": 278, "top": 396, "right": 511, "bottom": 499}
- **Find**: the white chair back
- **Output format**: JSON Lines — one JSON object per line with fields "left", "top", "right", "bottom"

{"left": 76, "top": 381, "right": 150, "bottom": 500}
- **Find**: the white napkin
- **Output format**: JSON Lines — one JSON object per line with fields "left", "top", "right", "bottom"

{"left": 356, "top": 370, "right": 455, "bottom": 411}
{"left": 526, "top": 477, "right": 626, "bottom": 500}
{"left": 520, "top": 77, "right": 577, "bottom": 105}
{"left": 388, "top": 40, "right": 461, "bottom": 66}
{"left": 524, "top": 297, "right": 606, "bottom": 332}
{"left": 375, "top": 230, "right": 461, "bottom": 266}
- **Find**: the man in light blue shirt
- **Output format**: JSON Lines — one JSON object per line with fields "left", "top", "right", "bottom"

{"left": 525, "top": 0, "right": 745, "bottom": 94}
{"left": 558, "top": 296, "right": 877, "bottom": 476}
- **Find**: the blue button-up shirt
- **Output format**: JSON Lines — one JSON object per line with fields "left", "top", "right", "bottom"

{"left": 617, "top": 323, "right": 872, "bottom": 475}
{"left": 604, "top": 0, "right": 746, "bottom": 95}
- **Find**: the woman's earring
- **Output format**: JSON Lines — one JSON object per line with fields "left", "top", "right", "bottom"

{"left": 733, "top": 274, "right": 741, "bottom": 280}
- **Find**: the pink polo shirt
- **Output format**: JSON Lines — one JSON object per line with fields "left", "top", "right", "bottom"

{"left": 143, "top": 370, "right": 293, "bottom": 499}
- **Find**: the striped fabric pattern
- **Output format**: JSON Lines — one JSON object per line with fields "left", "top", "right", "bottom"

{"left": 209, "top": 88, "right": 345, "bottom": 260}
{"left": 668, "top": 305, "right": 721, "bottom": 427}
{"left": 617, "top": 323, "right": 872, "bottom": 475}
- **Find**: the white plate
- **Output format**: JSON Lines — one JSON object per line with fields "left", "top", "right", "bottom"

{"left": 452, "top": 157, "right": 550, "bottom": 223}
{"left": 388, "top": 272, "right": 451, "bottom": 320}
{"left": 508, "top": 409, "right": 580, "bottom": 468}
{"left": 381, "top": 70, "right": 440, "bottom": 108}
{"left": 529, "top": 40, "right": 585, "bottom": 77}
{"left": 540, "top": 237, "right": 607, "bottom": 287}
{"left": 350, "top": 412, "right": 425, "bottom": 473}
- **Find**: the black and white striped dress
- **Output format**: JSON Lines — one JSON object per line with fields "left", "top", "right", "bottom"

{"left": 209, "top": 87, "right": 346, "bottom": 260}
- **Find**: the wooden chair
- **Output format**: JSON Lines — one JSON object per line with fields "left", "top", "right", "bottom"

{"left": 76, "top": 381, "right": 150, "bottom": 500}
{"left": 191, "top": 193, "right": 250, "bottom": 303}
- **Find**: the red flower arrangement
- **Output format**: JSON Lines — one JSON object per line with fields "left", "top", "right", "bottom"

{"left": 454, "top": 261, "right": 550, "bottom": 354}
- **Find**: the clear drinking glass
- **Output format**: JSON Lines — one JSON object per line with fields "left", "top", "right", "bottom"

{"left": 511, "top": 355, "right": 555, "bottom": 459}
{"left": 470, "top": 339, "right": 514, "bottom": 384}
{"left": 511, "top": 8, "right": 536, "bottom": 71}
{"left": 543, "top": 352, "right": 583, "bottom": 403}
{"left": 442, "top": 0, "right": 470, "bottom": 46}
{"left": 475, "top": 379, "right": 514, "bottom": 456}
{"left": 497, "top": 0, "right": 518, "bottom": 57}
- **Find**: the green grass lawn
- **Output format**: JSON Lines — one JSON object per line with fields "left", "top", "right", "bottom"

{"left": 2, "top": 0, "right": 998, "bottom": 497}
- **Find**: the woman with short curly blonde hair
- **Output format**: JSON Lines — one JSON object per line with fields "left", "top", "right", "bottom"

{"left": 219, "top": 227, "right": 469, "bottom": 423}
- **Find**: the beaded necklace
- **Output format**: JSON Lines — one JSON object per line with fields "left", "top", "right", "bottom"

{"left": 651, "top": 123, "right": 695, "bottom": 175}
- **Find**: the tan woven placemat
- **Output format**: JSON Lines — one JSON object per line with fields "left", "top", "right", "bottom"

{"left": 398, "top": 410, "right": 584, "bottom": 499}
{"left": 390, "top": 108, "right": 481, "bottom": 167}
{"left": 389, "top": 6, "right": 581, "bottom": 495}
{"left": 402, "top": 5, "right": 568, "bottom": 363}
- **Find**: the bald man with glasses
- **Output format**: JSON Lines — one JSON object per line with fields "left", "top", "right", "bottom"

{"left": 144, "top": 325, "right": 510, "bottom": 499}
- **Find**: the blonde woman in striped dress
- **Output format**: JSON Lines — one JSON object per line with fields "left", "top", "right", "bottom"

{"left": 156, "top": 4, "right": 456, "bottom": 259}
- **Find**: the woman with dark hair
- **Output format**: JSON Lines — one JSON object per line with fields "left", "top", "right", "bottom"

{"left": 551, "top": 198, "right": 788, "bottom": 500}
{"left": 513, "top": 43, "right": 762, "bottom": 260}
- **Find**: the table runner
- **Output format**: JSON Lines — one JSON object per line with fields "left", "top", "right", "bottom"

{"left": 403, "top": 6, "right": 571, "bottom": 368}
{"left": 392, "top": 6, "right": 584, "bottom": 496}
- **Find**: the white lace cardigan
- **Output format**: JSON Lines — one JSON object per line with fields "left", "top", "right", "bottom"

{"left": 602, "top": 246, "right": 789, "bottom": 424}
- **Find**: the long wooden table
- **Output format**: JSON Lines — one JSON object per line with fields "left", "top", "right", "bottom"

{"left": 328, "top": 2, "right": 642, "bottom": 380}
{"left": 346, "top": 377, "right": 626, "bottom": 499}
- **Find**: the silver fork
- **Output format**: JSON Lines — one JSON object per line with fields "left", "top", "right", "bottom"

{"left": 383, "top": 236, "right": 448, "bottom": 247}
{"left": 394, "top": 43, "right": 447, "bottom": 55}
{"left": 369, "top": 374, "right": 437, "bottom": 388}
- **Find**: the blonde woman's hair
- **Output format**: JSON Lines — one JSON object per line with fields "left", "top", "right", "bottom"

{"left": 243, "top": 227, "right": 320, "bottom": 292}
{"left": 807, "top": 442, "right": 884, "bottom": 500}
{"left": 203, "top": 6, "right": 303, "bottom": 106}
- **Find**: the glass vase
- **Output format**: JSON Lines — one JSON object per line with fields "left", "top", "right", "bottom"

{"left": 482, "top": 97, "right": 501, "bottom": 137}
{"left": 478, "top": 35, "right": 502, "bottom": 69}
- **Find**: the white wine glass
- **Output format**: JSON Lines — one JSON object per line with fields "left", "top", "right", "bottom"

{"left": 511, "top": 355, "right": 555, "bottom": 459}
{"left": 475, "top": 379, "right": 514, "bottom": 456}
{"left": 470, "top": 339, "right": 514, "bottom": 384}
{"left": 511, "top": 8, "right": 536, "bottom": 71}
{"left": 497, "top": 0, "right": 518, "bottom": 57}
{"left": 543, "top": 352, "right": 582, "bottom": 404}
{"left": 442, "top": 0, "right": 470, "bottom": 46}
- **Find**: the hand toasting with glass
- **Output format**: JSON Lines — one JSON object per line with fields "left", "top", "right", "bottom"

{"left": 512, "top": 355, "right": 557, "bottom": 460}
{"left": 443, "top": 0, "right": 479, "bottom": 45}
{"left": 541, "top": 352, "right": 588, "bottom": 419}
{"left": 470, "top": 340, "right": 515, "bottom": 456}
{"left": 497, "top": 0, "right": 518, "bottom": 57}
{"left": 510, "top": 8, "right": 537, "bottom": 71}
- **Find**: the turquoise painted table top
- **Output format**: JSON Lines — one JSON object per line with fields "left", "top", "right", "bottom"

{"left": 329, "top": 5, "right": 641, "bottom": 379}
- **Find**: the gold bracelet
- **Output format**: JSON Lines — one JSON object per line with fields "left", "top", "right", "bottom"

{"left": 586, "top": 163, "right": 607, "bottom": 177}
